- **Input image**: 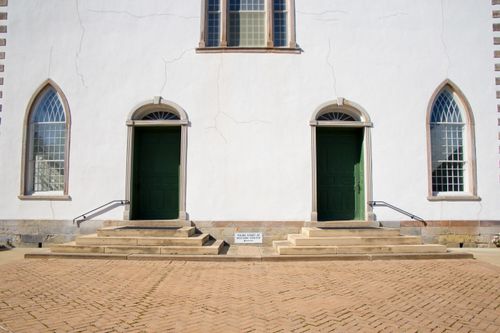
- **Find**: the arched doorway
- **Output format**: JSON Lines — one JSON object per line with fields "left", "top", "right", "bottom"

{"left": 310, "top": 99, "right": 374, "bottom": 221}
{"left": 124, "top": 97, "right": 189, "bottom": 221}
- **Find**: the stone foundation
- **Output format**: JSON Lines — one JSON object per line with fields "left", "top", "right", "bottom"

{"left": 0, "top": 220, "right": 103, "bottom": 247}
{"left": 1, "top": 219, "right": 499, "bottom": 248}
{"left": 381, "top": 220, "right": 500, "bottom": 248}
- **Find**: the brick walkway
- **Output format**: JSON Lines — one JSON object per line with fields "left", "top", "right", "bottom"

{"left": 0, "top": 259, "right": 499, "bottom": 332}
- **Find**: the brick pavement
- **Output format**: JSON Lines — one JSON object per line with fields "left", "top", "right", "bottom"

{"left": 0, "top": 259, "right": 499, "bottom": 332}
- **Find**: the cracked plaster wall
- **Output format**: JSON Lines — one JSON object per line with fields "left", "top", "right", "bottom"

{"left": 0, "top": 0, "right": 498, "bottom": 222}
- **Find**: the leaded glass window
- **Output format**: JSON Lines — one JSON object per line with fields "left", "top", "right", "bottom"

{"left": 229, "top": 0, "right": 266, "bottom": 47}
{"left": 29, "top": 88, "right": 67, "bottom": 193}
{"left": 273, "top": 0, "right": 287, "bottom": 47}
{"left": 430, "top": 89, "right": 466, "bottom": 193}
{"left": 207, "top": 0, "right": 221, "bottom": 47}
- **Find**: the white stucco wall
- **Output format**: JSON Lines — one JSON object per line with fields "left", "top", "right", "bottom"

{"left": 0, "top": 0, "right": 498, "bottom": 222}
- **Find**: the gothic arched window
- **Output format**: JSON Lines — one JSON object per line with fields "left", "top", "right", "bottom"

{"left": 21, "top": 81, "right": 71, "bottom": 198}
{"left": 428, "top": 83, "right": 477, "bottom": 199}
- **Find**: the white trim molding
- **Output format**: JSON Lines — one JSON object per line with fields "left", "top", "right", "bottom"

{"left": 425, "top": 79, "right": 479, "bottom": 201}
{"left": 124, "top": 97, "right": 189, "bottom": 222}
{"left": 19, "top": 79, "right": 72, "bottom": 200}
{"left": 310, "top": 98, "right": 375, "bottom": 222}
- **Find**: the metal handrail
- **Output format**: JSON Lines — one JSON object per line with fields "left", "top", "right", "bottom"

{"left": 73, "top": 200, "right": 130, "bottom": 227}
{"left": 369, "top": 201, "right": 427, "bottom": 226}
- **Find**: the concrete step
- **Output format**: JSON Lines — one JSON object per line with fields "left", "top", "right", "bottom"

{"left": 97, "top": 226, "right": 195, "bottom": 238}
{"left": 76, "top": 233, "right": 209, "bottom": 246}
{"left": 275, "top": 244, "right": 447, "bottom": 255}
{"left": 51, "top": 239, "right": 224, "bottom": 255}
{"left": 302, "top": 227, "right": 401, "bottom": 237}
{"left": 288, "top": 234, "right": 422, "bottom": 246}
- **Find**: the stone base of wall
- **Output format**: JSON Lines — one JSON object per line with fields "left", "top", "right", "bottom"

{"left": 0, "top": 220, "right": 104, "bottom": 247}
{"left": 1, "top": 219, "right": 499, "bottom": 248}
{"left": 381, "top": 220, "right": 500, "bottom": 248}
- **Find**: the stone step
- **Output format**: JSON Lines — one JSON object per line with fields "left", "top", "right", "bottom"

{"left": 308, "top": 221, "right": 379, "bottom": 228}
{"left": 288, "top": 234, "right": 422, "bottom": 246}
{"left": 51, "top": 239, "right": 224, "bottom": 255}
{"left": 103, "top": 220, "right": 190, "bottom": 228}
{"left": 97, "top": 226, "right": 195, "bottom": 238}
{"left": 275, "top": 244, "right": 447, "bottom": 255}
{"left": 302, "top": 227, "right": 401, "bottom": 237}
{"left": 76, "top": 233, "right": 209, "bottom": 246}
{"left": 273, "top": 240, "right": 291, "bottom": 251}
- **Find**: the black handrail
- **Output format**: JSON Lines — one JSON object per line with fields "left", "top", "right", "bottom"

{"left": 73, "top": 200, "right": 130, "bottom": 227}
{"left": 369, "top": 201, "right": 427, "bottom": 226}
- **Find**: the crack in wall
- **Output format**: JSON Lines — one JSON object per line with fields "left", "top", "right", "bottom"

{"left": 440, "top": 0, "right": 451, "bottom": 77}
{"left": 47, "top": 46, "right": 53, "bottom": 78}
{"left": 49, "top": 201, "right": 55, "bottom": 220}
{"left": 297, "top": 10, "right": 348, "bottom": 16}
{"left": 326, "top": 38, "right": 338, "bottom": 99}
{"left": 205, "top": 55, "right": 227, "bottom": 143}
{"left": 378, "top": 12, "right": 409, "bottom": 20}
{"left": 75, "top": 0, "right": 87, "bottom": 87}
{"left": 205, "top": 55, "right": 271, "bottom": 144}
{"left": 160, "top": 48, "right": 194, "bottom": 96}
{"left": 475, "top": 201, "right": 483, "bottom": 220}
{"left": 297, "top": 10, "right": 346, "bottom": 23}
{"left": 87, "top": 9, "right": 198, "bottom": 20}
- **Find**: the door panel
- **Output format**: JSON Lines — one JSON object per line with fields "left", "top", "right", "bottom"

{"left": 317, "top": 127, "right": 364, "bottom": 220}
{"left": 131, "top": 127, "right": 180, "bottom": 220}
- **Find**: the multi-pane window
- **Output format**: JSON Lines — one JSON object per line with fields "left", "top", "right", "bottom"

{"left": 207, "top": 0, "right": 221, "bottom": 47}
{"left": 229, "top": 0, "right": 265, "bottom": 47}
{"left": 430, "top": 89, "right": 466, "bottom": 193}
{"left": 273, "top": 0, "right": 287, "bottom": 47}
{"left": 199, "top": 0, "right": 296, "bottom": 50}
{"left": 29, "top": 87, "right": 67, "bottom": 193}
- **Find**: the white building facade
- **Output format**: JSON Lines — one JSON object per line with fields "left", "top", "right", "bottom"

{"left": 0, "top": 0, "right": 499, "bottom": 246}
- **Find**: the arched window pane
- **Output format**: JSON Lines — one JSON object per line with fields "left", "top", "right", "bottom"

{"left": 141, "top": 111, "right": 180, "bottom": 120}
{"left": 318, "top": 112, "right": 356, "bottom": 121}
{"left": 430, "top": 89, "right": 465, "bottom": 193}
{"left": 30, "top": 88, "right": 66, "bottom": 192}
{"left": 431, "top": 90, "right": 463, "bottom": 123}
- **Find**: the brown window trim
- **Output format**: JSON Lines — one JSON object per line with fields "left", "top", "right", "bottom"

{"left": 427, "top": 195, "right": 481, "bottom": 202}
{"left": 196, "top": 46, "right": 300, "bottom": 54}
{"left": 198, "top": 0, "right": 299, "bottom": 52}
{"left": 18, "top": 195, "right": 72, "bottom": 201}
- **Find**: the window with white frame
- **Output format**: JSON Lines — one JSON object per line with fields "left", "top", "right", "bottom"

{"left": 430, "top": 88, "right": 467, "bottom": 194}
{"left": 23, "top": 85, "right": 69, "bottom": 196}
{"left": 199, "top": 0, "right": 297, "bottom": 51}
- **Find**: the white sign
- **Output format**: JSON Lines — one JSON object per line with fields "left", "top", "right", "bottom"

{"left": 234, "top": 232, "right": 263, "bottom": 244}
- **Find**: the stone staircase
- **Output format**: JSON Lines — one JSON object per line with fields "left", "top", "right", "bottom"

{"left": 51, "top": 222, "right": 224, "bottom": 255}
{"left": 273, "top": 224, "right": 447, "bottom": 255}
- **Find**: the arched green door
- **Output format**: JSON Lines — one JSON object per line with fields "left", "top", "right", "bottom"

{"left": 317, "top": 127, "right": 364, "bottom": 221}
{"left": 131, "top": 126, "right": 180, "bottom": 220}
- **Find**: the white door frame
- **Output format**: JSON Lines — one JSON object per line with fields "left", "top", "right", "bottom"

{"left": 124, "top": 97, "right": 189, "bottom": 221}
{"left": 310, "top": 98, "right": 375, "bottom": 222}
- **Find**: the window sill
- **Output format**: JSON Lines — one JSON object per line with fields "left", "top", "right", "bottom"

{"left": 196, "top": 47, "right": 302, "bottom": 54}
{"left": 18, "top": 195, "right": 72, "bottom": 201}
{"left": 427, "top": 195, "right": 481, "bottom": 202}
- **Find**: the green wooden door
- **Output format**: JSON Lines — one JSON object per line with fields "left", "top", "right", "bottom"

{"left": 131, "top": 126, "right": 180, "bottom": 220}
{"left": 317, "top": 127, "right": 364, "bottom": 221}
